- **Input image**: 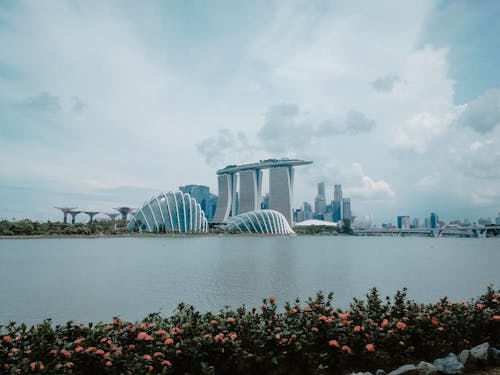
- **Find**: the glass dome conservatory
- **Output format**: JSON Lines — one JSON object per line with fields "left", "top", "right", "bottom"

{"left": 222, "top": 210, "right": 294, "bottom": 234}
{"left": 127, "top": 191, "right": 208, "bottom": 233}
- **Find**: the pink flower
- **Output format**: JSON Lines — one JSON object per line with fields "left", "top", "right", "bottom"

{"left": 431, "top": 317, "right": 439, "bottom": 325}
{"left": 85, "top": 347, "right": 96, "bottom": 353}
{"left": 304, "top": 306, "right": 312, "bottom": 312}
{"left": 164, "top": 338, "right": 174, "bottom": 345}
{"left": 74, "top": 346, "right": 83, "bottom": 353}
{"left": 66, "top": 362, "right": 74, "bottom": 368}
{"left": 74, "top": 337, "right": 85, "bottom": 345}
{"left": 341, "top": 345, "right": 352, "bottom": 353}
{"left": 154, "top": 352, "right": 164, "bottom": 358}
{"left": 147, "top": 365, "right": 154, "bottom": 373}
{"left": 210, "top": 320, "right": 218, "bottom": 325}
{"left": 329, "top": 340, "right": 340, "bottom": 348}
{"left": 156, "top": 329, "right": 168, "bottom": 337}
{"left": 2, "top": 336, "right": 11, "bottom": 343}
{"left": 229, "top": 332, "right": 238, "bottom": 340}
{"left": 128, "top": 344, "right": 136, "bottom": 351}
{"left": 226, "top": 317, "right": 236, "bottom": 323}
{"left": 143, "top": 354, "right": 152, "bottom": 361}
{"left": 396, "top": 322, "right": 407, "bottom": 330}
{"left": 105, "top": 361, "right": 113, "bottom": 367}
{"left": 493, "top": 315, "right": 500, "bottom": 321}
{"left": 476, "top": 303, "right": 484, "bottom": 309}
{"left": 170, "top": 327, "right": 183, "bottom": 335}
{"left": 353, "top": 325, "right": 362, "bottom": 332}
{"left": 365, "top": 343, "right": 375, "bottom": 352}
{"left": 214, "top": 333, "right": 224, "bottom": 342}
{"left": 162, "top": 360, "right": 172, "bottom": 367}
{"left": 311, "top": 327, "right": 319, "bottom": 333}
{"left": 381, "top": 319, "right": 389, "bottom": 328}
{"left": 95, "top": 349, "right": 105, "bottom": 355}
{"left": 50, "top": 349, "right": 58, "bottom": 356}
{"left": 30, "top": 363, "right": 36, "bottom": 372}
{"left": 176, "top": 349, "right": 182, "bottom": 355}
{"left": 60, "top": 349, "right": 71, "bottom": 359}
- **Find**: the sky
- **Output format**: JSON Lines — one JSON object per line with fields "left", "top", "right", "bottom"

{"left": 0, "top": 0, "right": 499, "bottom": 224}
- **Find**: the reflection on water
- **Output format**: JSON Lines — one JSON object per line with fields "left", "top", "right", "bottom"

{"left": 0, "top": 236, "right": 498, "bottom": 326}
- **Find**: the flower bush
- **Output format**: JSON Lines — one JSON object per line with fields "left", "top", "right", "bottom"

{"left": 1, "top": 286, "right": 499, "bottom": 374}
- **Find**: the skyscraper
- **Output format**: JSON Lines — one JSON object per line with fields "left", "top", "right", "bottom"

{"left": 342, "top": 198, "right": 351, "bottom": 221}
{"left": 269, "top": 166, "right": 294, "bottom": 224}
{"left": 397, "top": 215, "right": 410, "bottom": 229}
{"left": 430, "top": 212, "right": 439, "bottom": 228}
{"left": 334, "top": 184, "right": 342, "bottom": 202}
{"left": 314, "top": 182, "right": 326, "bottom": 216}
{"left": 332, "top": 201, "right": 342, "bottom": 222}
{"left": 179, "top": 185, "right": 212, "bottom": 220}
{"left": 238, "top": 169, "right": 263, "bottom": 214}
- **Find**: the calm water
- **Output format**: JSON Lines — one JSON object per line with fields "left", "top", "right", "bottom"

{"left": 0, "top": 236, "right": 499, "bottom": 326}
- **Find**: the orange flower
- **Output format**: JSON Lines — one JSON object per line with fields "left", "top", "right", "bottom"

{"left": 365, "top": 343, "right": 375, "bottom": 352}
{"left": 143, "top": 354, "right": 152, "bottom": 361}
{"left": 162, "top": 360, "right": 173, "bottom": 366}
{"left": 60, "top": 349, "right": 71, "bottom": 359}
{"left": 156, "top": 330, "right": 168, "bottom": 337}
{"left": 2, "top": 336, "right": 11, "bottom": 343}
{"left": 164, "top": 338, "right": 174, "bottom": 345}
{"left": 328, "top": 339, "right": 340, "bottom": 348}
{"left": 381, "top": 319, "right": 389, "bottom": 328}
{"left": 105, "top": 361, "right": 113, "bottom": 367}
{"left": 341, "top": 345, "right": 352, "bottom": 353}
{"left": 229, "top": 332, "right": 238, "bottom": 340}
{"left": 268, "top": 297, "right": 276, "bottom": 303}
{"left": 431, "top": 317, "right": 439, "bottom": 325}
{"left": 396, "top": 322, "right": 407, "bottom": 330}
{"left": 226, "top": 317, "right": 236, "bottom": 323}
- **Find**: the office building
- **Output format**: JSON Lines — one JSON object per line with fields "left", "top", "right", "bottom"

{"left": 430, "top": 212, "right": 439, "bottom": 228}
{"left": 342, "top": 198, "right": 352, "bottom": 221}
{"left": 314, "top": 182, "right": 326, "bottom": 215}
{"left": 397, "top": 215, "right": 410, "bottom": 229}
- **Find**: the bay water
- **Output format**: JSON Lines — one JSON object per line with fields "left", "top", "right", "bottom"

{"left": 0, "top": 236, "right": 498, "bottom": 326}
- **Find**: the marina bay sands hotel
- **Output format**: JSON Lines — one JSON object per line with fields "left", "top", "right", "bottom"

{"left": 213, "top": 159, "right": 312, "bottom": 225}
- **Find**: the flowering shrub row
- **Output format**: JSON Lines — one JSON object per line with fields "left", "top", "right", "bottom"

{"left": 1, "top": 286, "right": 499, "bottom": 374}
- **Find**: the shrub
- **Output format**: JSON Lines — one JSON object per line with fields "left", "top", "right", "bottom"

{"left": 1, "top": 287, "right": 499, "bottom": 374}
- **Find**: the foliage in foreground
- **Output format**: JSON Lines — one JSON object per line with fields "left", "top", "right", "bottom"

{"left": 1, "top": 287, "right": 499, "bottom": 374}
{"left": 0, "top": 219, "right": 129, "bottom": 236}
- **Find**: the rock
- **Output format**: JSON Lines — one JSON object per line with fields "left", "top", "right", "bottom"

{"left": 490, "top": 347, "right": 500, "bottom": 365}
{"left": 376, "top": 370, "right": 387, "bottom": 375}
{"left": 458, "top": 350, "right": 471, "bottom": 365}
{"left": 470, "top": 342, "right": 490, "bottom": 362}
{"left": 416, "top": 361, "right": 437, "bottom": 375}
{"left": 388, "top": 364, "right": 418, "bottom": 375}
{"left": 433, "top": 353, "right": 465, "bottom": 374}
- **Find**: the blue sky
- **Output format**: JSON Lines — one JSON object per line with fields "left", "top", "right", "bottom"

{"left": 0, "top": 0, "right": 499, "bottom": 224}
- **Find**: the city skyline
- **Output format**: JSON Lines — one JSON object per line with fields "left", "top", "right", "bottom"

{"left": 0, "top": 1, "right": 499, "bottom": 223}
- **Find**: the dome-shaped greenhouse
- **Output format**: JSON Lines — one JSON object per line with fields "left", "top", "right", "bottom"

{"left": 127, "top": 191, "right": 208, "bottom": 233}
{"left": 222, "top": 210, "right": 294, "bottom": 234}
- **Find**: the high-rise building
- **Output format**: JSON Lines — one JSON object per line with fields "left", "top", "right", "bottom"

{"left": 332, "top": 201, "right": 342, "bottom": 222}
{"left": 212, "top": 173, "right": 238, "bottom": 223}
{"left": 261, "top": 193, "right": 270, "bottom": 209}
{"left": 496, "top": 213, "right": 500, "bottom": 225}
{"left": 314, "top": 182, "right": 326, "bottom": 215}
{"left": 397, "top": 215, "right": 410, "bottom": 229}
{"left": 430, "top": 212, "right": 439, "bottom": 228}
{"left": 342, "top": 198, "right": 351, "bottom": 221}
{"left": 238, "top": 169, "right": 263, "bottom": 214}
{"left": 411, "top": 218, "right": 419, "bottom": 229}
{"left": 179, "top": 185, "right": 213, "bottom": 220}
{"left": 269, "top": 166, "right": 294, "bottom": 224}
{"left": 303, "top": 202, "right": 313, "bottom": 220}
{"left": 334, "top": 184, "right": 342, "bottom": 202}
{"left": 424, "top": 217, "right": 430, "bottom": 229}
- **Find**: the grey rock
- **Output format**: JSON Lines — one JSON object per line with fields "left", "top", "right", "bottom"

{"left": 416, "top": 361, "right": 437, "bottom": 375}
{"left": 490, "top": 347, "right": 500, "bottom": 365}
{"left": 470, "top": 342, "right": 489, "bottom": 362}
{"left": 376, "top": 370, "right": 387, "bottom": 375}
{"left": 432, "top": 353, "right": 464, "bottom": 374}
{"left": 457, "top": 350, "right": 472, "bottom": 367}
{"left": 388, "top": 364, "right": 417, "bottom": 375}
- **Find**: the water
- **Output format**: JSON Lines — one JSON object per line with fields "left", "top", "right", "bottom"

{"left": 0, "top": 236, "right": 498, "bottom": 326}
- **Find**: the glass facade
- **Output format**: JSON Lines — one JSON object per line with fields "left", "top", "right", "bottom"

{"left": 222, "top": 210, "right": 294, "bottom": 235}
{"left": 127, "top": 192, "right": 208, "bottom": 233}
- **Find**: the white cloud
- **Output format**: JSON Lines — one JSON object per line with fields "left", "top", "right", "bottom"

{"left": 345, "top": 163, "right": 395, "bottom": 201}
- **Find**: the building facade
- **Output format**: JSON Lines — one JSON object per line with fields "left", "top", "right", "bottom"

{"left": 342, "top": 198, "right": 351, "bottom": 221}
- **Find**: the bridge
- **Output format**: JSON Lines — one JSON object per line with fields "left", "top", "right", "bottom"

{"left": 354, "top": 226, "right": 500, "bottom": 238}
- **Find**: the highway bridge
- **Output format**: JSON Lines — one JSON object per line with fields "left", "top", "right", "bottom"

{"left": 354, "top": 226, "right": 500, "bottom": 238}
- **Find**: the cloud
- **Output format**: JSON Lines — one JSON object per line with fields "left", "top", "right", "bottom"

{"left": 346, "top": 163, "right": 395, "bottom": 200}
{"left": 371, "top": 75, "right": 401, "bottom": 92}
{"left": 455, "top": 89, "right": 500, "bottom": 133}
{"left": 196, "top": 129, "right": 253, "bottom": 165}
{"left": 14, "top": 92, "right": 61, "bottom": 113}
{"left": 72, "top": 96, "right": 88, "bottom": 114}
{"left": 344, "top": 110, "right": 376, "bottom": 134}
